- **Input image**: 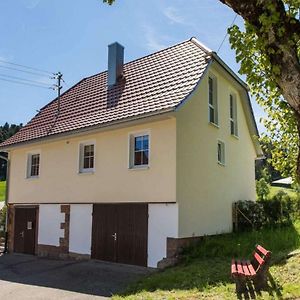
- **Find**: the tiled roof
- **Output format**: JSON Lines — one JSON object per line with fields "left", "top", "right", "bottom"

{"left": 0, "top": 38, "right": 211, "bottom": 148}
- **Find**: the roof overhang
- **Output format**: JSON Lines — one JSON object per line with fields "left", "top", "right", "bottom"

{"left": 0, "top": 108, "right": 175, "bottom": 151}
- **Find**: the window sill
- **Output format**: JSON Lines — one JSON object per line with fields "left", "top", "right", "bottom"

{"left": 209, "top": 122, "right": 219, "bottom": 129}
{"left": 26, "top": 176, "right": 39, "bottom": 180}
{"left": 217, "top": 162, "right": 226, "bottom": 167}
{"left": 78, "top": 170, "right": 95, "bottom": 175}
{"left": 128, "top": 165, "right": 150, "bottom": 171}
{"left": 231, "top": 134, "right": 239, "bottom": 140}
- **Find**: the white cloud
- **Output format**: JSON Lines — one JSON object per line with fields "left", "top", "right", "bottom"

{"left": 163, "top": 6, "right": 186, "bottom": 24}
{"left": 22, "top": 0, "right": 41, "bottom": 9}
{"left": 143, "top": 25, "right": 168, "bottom": 52}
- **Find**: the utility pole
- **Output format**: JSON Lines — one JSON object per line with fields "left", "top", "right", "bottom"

{"left": 56, "top": 72, "right": 63, "bottom": 116}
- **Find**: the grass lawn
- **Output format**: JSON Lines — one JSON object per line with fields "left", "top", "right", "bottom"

{"left": 269, "top": 186, "right": 298, "bottom": 199}
{"left": 0, "top": 181, "right": 5, "bottom": 202}
{"left": 114, "top": 220, "right": 300, "bottom": 300}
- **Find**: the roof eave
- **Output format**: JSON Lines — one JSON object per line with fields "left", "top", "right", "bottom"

{"left": 0, "top": 108, "right": 175, "bottom": 151}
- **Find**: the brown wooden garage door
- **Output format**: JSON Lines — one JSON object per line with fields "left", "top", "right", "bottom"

{"left": 91, "top": 204, "right": 148, "bottom": 266}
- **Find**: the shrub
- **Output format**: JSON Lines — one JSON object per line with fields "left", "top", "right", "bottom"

{"left": 236, "top": 191, "right": 299, "bottom": 231}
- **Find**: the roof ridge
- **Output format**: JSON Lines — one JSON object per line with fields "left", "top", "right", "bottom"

{"left": 84, "top": 38, "right": 201, "bottom": 81}
{"left": 190, "top": 37, "right": 212, "bottom": 54}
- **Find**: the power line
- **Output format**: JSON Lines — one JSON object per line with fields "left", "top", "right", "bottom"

{"left": 217, "top": 13, "right": 238, "bottom": 54}
{"left": 0, "top": 77, "right": 55, "bottom": 90}
{"left": 0, "top": 65, "right": 53, "bottom": 78}
{"left": 0, "top": 59, "right": 54, "bottom": 75}
{"left": 0, "top": 73, "right": 53, "bottom": 86}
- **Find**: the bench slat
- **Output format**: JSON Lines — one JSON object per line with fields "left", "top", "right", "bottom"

{"left": 246, "top": 260, "right": 256, "bottom": 276}
{"left": 231, "top": 259, "right": 238, "bottom": 275}
{"left": 237, "top": 260, "right": 244, "bottom": 275}
{"left": 242, "top": 261, "right": 251, "bottom": 276}
{"left": 254, "top": 252, "right": 265, "bottom": 266}
{"left": 256, "top": 244, "right": 270, "bottom": 257}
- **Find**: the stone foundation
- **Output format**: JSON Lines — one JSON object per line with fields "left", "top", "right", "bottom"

{"left": 167, "top": 236, "right": 202, "bottom": 258}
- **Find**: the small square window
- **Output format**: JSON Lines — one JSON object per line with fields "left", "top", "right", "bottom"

{"left": 27, "top": 153, "right": 40, "bottom": 178}
{"left": 79, "top": 143, "right": 95, "bottom": 173}
{"left": 217, "top": 141, "right": 225, "bottom": 165}
{"left": 130, "top": 134, "right": 149, "bottom": 168}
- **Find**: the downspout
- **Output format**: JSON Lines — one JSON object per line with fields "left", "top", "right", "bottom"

{"left": 0, "top": 153, "right": 9, "bottom": 253}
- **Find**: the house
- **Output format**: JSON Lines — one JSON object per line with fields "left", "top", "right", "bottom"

{"left": 0, "top": 38, "right": 263, "bottom": 268}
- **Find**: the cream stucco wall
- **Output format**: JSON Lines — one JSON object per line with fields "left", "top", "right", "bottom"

{"left": 8, "top": 118, "right": 176, "bottom": 204}
{"left": 176, "top": 64, "right": 257, "bottom": 238}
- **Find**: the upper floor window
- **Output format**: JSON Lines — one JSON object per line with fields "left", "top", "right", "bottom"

{"left": 217, "top": 141, "right": 225, "bottom": 166}
{"left": 27, "top": 153, "right": 40, "bottom": 178}
{"left": 208, "top": 75, "right": 218, "bottom": 125}
{"left": 79, "top": 142, "right": 95, "bottom": 173}
{"left": 230, "top": 93, "right": 238, "bottom": 136}
{"left": 129, "top": 133, "right": 149, "bottom": 168}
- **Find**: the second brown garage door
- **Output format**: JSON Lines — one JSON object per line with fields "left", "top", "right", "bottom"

{"left": 91, "top": 203, "right": 148, "bottom": 266}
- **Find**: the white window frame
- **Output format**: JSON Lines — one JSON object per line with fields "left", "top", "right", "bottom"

{"left": 79, "top": 141, "right": 96, "bottom": 174}
{"left": 128, "top": 131, "right": 150, "bottom": 169}
{"left": 208, "top": 74, "right": 218, "bottom": 126}
{"left": 229, "top": 93, "right": 238, "bottom": 137}
{"left": 26, "top": 151, "right": 41, "bottom": 179}
{"left": 217, "top": 140, "right": 225, "bottom": 166}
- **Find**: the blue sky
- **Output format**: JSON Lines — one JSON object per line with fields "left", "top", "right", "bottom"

{"left": 0, "top": 0, "right": 264, "bottom": 132}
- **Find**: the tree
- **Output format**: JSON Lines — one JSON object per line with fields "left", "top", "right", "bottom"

{"left": 103, "top": 0, "right": 300, "bottom": 180}
{"left": 0, "top": 123, "right": 22, "bottom": 181}
{"left": 256, "top": 168, "right": 271, "bottom": 200}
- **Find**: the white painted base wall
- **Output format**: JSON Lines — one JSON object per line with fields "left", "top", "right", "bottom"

{"left": 38, "top": 204, "right": 65, "bottom": 246}
{"left": 37, "top": 203, "right": 178, "bottom": 268}
{"left": 148, "top": 203, "right": 178, "bottom": 268}
{"left": 69, "top": 204, "right": 93, "bottom": 255}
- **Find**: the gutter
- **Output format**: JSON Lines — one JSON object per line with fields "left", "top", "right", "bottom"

{"left": 0, "top": 153, "right": 9, "bottom": 254}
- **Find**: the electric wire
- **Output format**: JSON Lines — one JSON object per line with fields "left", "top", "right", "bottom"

{"left": 0, "top": 77, "right": 55, "bottom": 90}
{"left": 217, "top": 13, "right": 238, "bottom": 54}
{"left": 0, "top": 73, "right": 53, "bottom": 86}
{"left": 0, "top": 65, "right": 53, "bottom": 78}
{"left": 0, "top": 59, "right": 54, "bottom": 75}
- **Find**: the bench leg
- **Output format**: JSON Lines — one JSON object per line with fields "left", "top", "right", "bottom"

{"left": 253, "top": 272, "right": 268, "bottom": 291}
{"left": 235, "top": 277, "right": 247, "bottom": 294}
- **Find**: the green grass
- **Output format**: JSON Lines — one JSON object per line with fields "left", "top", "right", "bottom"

{"left": 114, "top": 220, "right": 300, "bottom": 300}
{"left": 269, "top": 186, "right": 298, "bottom": 199}
{"left": 0, "top": 181, "right": 5, "bottom": 202}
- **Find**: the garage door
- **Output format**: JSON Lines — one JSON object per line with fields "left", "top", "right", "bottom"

{"left": 91, "top": 204, "right": 148, "bottom": 266}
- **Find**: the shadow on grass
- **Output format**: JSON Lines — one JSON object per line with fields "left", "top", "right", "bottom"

{"left": 117, "top": 221, "right": 300, "bottom": 299}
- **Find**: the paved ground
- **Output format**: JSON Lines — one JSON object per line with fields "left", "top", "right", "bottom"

{"left": 0, "top": 254, "right": 153, "bottom": 299}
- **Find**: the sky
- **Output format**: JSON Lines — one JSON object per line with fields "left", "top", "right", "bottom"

{"left": 0, "top": 0, "right": 265, "bottom": 132}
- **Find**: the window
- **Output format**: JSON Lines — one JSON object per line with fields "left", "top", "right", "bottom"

{"left": 230, "top": 93, "right": 238, "bottom": 136}
{"left": 27, "top": 153, "right": 40, "bottom": 178}
{"left": 217, "top": 141, "right": 225, "bottom": 165}
{"left": 130, "top": 134, "right": 149, "bottom": 168}
{"left": 79, "top": 142, "right": 95, "bottom": 173}
{"left": 208, "top": 75, "right": 218, "bottom": 125}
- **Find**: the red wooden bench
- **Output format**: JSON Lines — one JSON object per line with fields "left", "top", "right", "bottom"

{"left": 231, "top": 245, "right": 271, "bottom": 293}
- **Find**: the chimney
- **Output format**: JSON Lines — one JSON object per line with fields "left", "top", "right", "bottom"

{"left": 107, "top": 42, "right": 124, "bottom": 86}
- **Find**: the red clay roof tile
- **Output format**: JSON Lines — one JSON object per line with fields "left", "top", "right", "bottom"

{"left": 0, "top": 38, "right": 211, "bottom": 148}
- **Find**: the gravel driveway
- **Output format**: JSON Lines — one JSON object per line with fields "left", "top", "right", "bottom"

{"left": 0, "top": 254, "right": 152, "bottom": 299}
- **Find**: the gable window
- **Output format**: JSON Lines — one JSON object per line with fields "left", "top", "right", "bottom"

{"left": 230, "top": 93, "right": 238, "bottom": 136}
{"left": 129, "top": 133, "right": 149, "bottom": 168}
{"left": 208, "top": 75, "right": 218, "bottom": 125}
{"left": 79, "top": 142, "right": 95, "bottom": 173}
{"left": 27, "top": 153, "right": 40, "bottom": 178}
{"left": 217, "top": 141, "right": 225, "bottom": 165}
